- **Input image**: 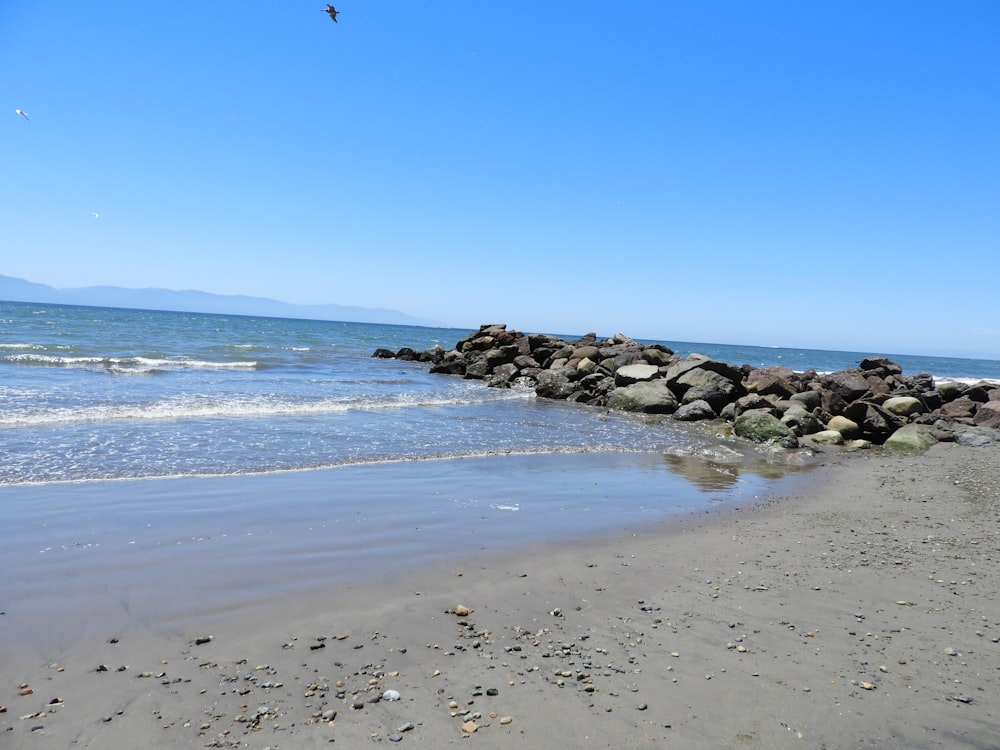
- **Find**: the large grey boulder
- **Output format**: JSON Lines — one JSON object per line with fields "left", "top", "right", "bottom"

{"left": 606, "top": 381, "right": 679, "bottom": 414}
{"left": 673, "top": 399, "right": 716, "bottom": 421}
{"left": 614, "top": 363, "right": 660, "bottom": 386}
{"left": 884, "top": 424, "right": 938, "bottom": 453}
{"left": 675, "top": 367, "right": 745, "bottom": 410}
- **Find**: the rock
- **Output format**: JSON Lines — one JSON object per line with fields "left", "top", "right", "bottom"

{"left": 973, "top": 401, "right": 1000, "bottom": 429}
{"left": 614, "top": 363, "right": 660, "bottom": 386}
{"left": 676, "top": 367, "right": 745, "bottom": 410}
{"left": 859, "top": 356, "right": 903, "bottom": 376}
{"left": 808, "top": 430, "right": 845, "bottom": 445}
{"left": 953, "top": 428, "right": 996, "bottom": 447}
{"left": 844, "top": 401, "right": 907, "bottom": 441}
{"left": 673, "top": 399, "right": 716, "bottom": 421}
{"left": 454, "top": 605, "right": 470, "bottom": 616}
{"left": 780, "top": 404, "right": 823, "bottom": 436}
{"left": 733, "top": 410, "right": 795, "bottom": 444}
{"left": 461, "top": 720, "right": 479, "bottom": 733}
{"left": 821, "top": 369, "right": 873, "bottom": 402}
{"left": 827, "top": 415, "right": 860, "bottom": 437}
{"left": 883, "top": 396, "right": 926, "bottom": 417}
{"left": 535, "top": 370, "right": 577, "bottom": 400}
{"left": 884, "top": 424, "right": 938, "bottom": 453}
{"left": 606, "top": 381, "right": 678, "bottom": 414}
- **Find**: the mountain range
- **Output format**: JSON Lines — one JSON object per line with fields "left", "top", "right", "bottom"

{"left": 0, "top": 275, "right": 445, "bottom": 327}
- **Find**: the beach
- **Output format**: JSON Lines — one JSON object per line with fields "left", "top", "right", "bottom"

{"left": 3, "top": 441, "right": 998, "bottom": 749}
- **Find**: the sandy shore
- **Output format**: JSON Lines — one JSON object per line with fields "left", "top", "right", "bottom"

{"left": 3, "top": 442, "right": 998, "bottom": 749}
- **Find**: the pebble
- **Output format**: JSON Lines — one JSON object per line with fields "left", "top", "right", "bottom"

{"left": 388, "top": 733, "right": 404, "bottom": 742}
{"left": 461, "top": 720, "right": 479, "bottom": 733}
{"left": 383, "top": 689, "right": 401, "bottom": 701}
{"left": 500, "top": 716, "right": 513, "bottom": 725}
{"left": 454, "top": 605, "right": 470, "bottom": 617}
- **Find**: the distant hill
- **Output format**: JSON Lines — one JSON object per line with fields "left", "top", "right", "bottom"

{"left": 0, "top": 274, "right": 445, "bottom": 327}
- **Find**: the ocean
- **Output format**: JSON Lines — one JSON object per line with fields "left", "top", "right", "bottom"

{"left": 3, "top": 300, "right": 997, "bottom": 486}
{"left": 2, "top": 300, "right": 998, "bottom": 658}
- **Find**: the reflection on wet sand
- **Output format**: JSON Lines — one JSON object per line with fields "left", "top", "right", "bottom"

{"left": 662, "top": 449, "right": 814, "bottom": 491}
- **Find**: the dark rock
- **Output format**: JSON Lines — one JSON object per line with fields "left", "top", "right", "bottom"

{"left": 844, "top": 401, "right": 907, "bottom": 441}
{"left": 535, "top": 370, "right": 577, "bottom": 400}
{"left": 676, "top": 367, "right": 745, "bottom": 410}
{"left": 859, "top": 356, "right": 903, "bottom": 376}
{"left": 673, "top": 399, "right": 716, "bottom": 421}
{"left": 821, "top": 369, "right": 872, "bottom": 402}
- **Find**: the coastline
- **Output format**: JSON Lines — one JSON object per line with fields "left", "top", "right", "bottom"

{"left": 3, "top": 442, "right": 998, "bottom": 748}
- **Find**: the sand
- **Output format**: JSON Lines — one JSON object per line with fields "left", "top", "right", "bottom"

{"left": 2, "top": 441, "right": 998, "bottom": 749}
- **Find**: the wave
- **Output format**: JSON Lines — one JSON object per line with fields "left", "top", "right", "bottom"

{"left": 0, "top": 445, "right": 664, "bottom": 487}
{"left": 0, "top": 388, "right": 534, "bottom": 427}
{"left": 3, "top": 353, "right": 260, "bottom": 372}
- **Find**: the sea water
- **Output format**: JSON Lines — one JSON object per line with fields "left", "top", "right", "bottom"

{"left": 2, "top": 300, "right": 997, "bottom": 486}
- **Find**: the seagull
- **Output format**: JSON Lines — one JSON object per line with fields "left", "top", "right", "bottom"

{"left": 91, "top": 212, "right": 100, "bottom": 219}
{"left": 15, "top": 109, "right": 30, "bottom": 121}
{"left": 323, "top": 4, "right": 339, "bottom": 22}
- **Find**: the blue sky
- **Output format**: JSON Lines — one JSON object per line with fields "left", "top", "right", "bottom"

{"left": 3, "top": 2, "right": 998, "bottom": 358}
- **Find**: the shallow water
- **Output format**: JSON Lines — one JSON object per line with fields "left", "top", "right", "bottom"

{"left": 0, "top": 451, "right": 808, "bottom": 663}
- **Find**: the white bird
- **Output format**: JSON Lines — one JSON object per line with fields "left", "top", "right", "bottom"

{"left": 91, "top": 212, "right": 100, "bottom": 219}
{"left": 15, "top": 109, "right": 30, "bottom": 121}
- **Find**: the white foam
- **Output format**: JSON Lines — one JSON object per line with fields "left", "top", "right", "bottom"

{"left": 0, "top": 388, "right": 534, "bottom": 428}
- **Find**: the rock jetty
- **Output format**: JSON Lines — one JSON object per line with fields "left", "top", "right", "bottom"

{"left": 374, "top": 324, "right": 999, "bottom": 452}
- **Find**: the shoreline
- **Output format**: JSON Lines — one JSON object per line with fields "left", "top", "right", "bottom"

{"left": 3, "top": 442, "right": 998, "bottom": 748}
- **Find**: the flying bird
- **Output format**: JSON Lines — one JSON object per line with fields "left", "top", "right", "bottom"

{"left": 91, "top": 212, "right": 100, "bottom": 219}
{"left": 323, "top": 4, "right": 339, "bottom": 22}
{"left": 15, "top": 109, "right": 30, "bottom": 121}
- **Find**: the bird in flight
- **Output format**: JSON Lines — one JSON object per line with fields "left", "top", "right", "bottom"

{"left": 323, "top": 4, "right": 339, "bottom": 22}
{"left": 15, "top": 109, "right": 30, "bottom": 121}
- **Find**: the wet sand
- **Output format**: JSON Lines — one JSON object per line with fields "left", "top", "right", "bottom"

{"left": 2, "top": 442, "right": 999, "bottom": 748}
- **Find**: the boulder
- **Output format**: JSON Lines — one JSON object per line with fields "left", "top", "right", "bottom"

{"left": 882, "top": 396, "right": 926, "bottom": 417}
{"left": 780, "top": 405, "right": 824, "bottom": 436}
{"left": 733, "top": 394, "right": 777, "bottom": 417}
{"left": 673, "top": 399, "right": 716, "bottom": 421}
{"left": 884, "top": 424, "right": 938, "bottom": 453}
{"left": 676, "top": 367, "right": 745, "bottom": 410}
{"left": 641, "top": 347, "right": 674, "bottom": 366}
{"left": 827, "top": 415, "right": 860, "bottom": 438}
{"left": 844, "top": 401, "right": 907, "bottom": 441}
{"left": 972, "top": 400, "right": 1000, "bottom": 429}
{"left": 821, "top": 369, "right": 872, "bottom": 402}
{"left": 535, "top": 370, "right": 577, "bottom": 400}
{"left": 859, "top": 356, "right": 903, "bottom": 376}
{"left": 430, "top": 353, "right": 467, "bottom": 376}
{"left": 953, "top": 427, "right": 996, "bottom": 447}
{"left": 936, "top": 396, "right": 978, "bottom": 422}
{"left": 788, "top": 389, "right": 822, "bottom": 411}
{"left": 614, "top": 363, "right": 660, "bottom": 386}
{"left": 746, "top": 373, "right": 797, "bottom": 400}
{"left": 808, "top": 429, "right": 845, "bottom": 446}
{"left": 606, "top": 381, "right": 679, "bottom": 414}
{"left": 733, "top": 410, "right": 796, "bottom": 444}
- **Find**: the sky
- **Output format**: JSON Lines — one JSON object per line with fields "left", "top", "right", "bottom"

{"left": 2, "top": 2, "right": 998, "bottom": 359}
